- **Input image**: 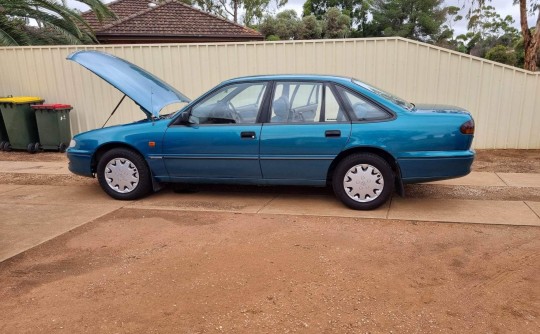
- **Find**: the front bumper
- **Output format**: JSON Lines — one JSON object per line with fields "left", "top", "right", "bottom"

{"left": 67, "top": 151, "right": 94, "bottom": 177}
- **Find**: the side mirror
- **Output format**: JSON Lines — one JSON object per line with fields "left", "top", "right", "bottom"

{"left": 180, "top": 111, "right": 190, "bottom": 123}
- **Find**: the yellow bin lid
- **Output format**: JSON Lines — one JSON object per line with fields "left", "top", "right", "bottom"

{"left": 0, "top": 96, "right": 44, "bottom": 104}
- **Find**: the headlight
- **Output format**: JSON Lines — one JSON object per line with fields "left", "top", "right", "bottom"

{"left": 68, "top": 139, "right": 77, "bottom": 148}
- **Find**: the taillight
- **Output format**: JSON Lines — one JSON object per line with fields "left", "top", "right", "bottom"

{"left": 460, "top": 119, "right": 475, "bottom": 135}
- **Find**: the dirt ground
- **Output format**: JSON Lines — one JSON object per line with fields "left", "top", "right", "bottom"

{"left": 0, "top": 210, "right": 539, "bottom": 333}
{"left": 0, "top": 149, "right": 539, "bottom": 333}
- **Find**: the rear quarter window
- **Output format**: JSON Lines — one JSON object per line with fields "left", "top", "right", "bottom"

{"left": 337, "top": 86, "right": 392, "bottom": 121}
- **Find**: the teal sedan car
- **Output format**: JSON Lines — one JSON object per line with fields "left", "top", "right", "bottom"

{"left": 67, "top": 51, "right": 475, "bottom": 210}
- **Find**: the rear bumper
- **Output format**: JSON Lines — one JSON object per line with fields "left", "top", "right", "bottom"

{"left": 398, "top": 150, "right": 475, "bottom": 184}
{"left": 67, "top": 151, "right": 93, "bottom": 177}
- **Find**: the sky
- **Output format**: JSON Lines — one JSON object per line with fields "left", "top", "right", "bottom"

{"left": 67, "top": 0, "right": 537, "bottom": 37}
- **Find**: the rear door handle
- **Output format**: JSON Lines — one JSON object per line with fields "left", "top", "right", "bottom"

{"left": 325, "top": 130, "right": 341, "bottom": 137}
{"left": 241, "top": 131, "right": 256, "bottom": 139}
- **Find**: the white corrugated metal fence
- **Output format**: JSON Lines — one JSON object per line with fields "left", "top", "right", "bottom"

{"left": 0, "top": 37, "right": 539, "bottom": 148}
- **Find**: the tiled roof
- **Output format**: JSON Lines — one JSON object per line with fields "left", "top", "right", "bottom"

{"left": 82, "top": 0, "right": 262, "bottom": 39}
{"left": 82, "top": 0, "right": 148, "bottom": 31}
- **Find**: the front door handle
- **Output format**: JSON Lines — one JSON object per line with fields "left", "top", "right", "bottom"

{"left": 241, "top": 131, "right": 256, "bottom": 139}
{"left": 325, "top": 130, "right": 341, "bottom": 137}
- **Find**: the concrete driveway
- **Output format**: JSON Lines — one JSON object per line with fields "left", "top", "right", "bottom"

{"left": 0, "top": 160, "right": 539, "bottom": 262}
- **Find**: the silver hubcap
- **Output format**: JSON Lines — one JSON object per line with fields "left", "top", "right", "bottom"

{"left": 343, "top": 164, "right": 384, "bottom": 203}
{"left": 104, "top": 158, "right": 139, "bottom": 193}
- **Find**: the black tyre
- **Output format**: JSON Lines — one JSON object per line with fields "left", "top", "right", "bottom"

{"left": 3, "top": 142, "right": 11, "bottom": 152}
{"left": 58, "top": 143, "right": 67, "bottom": 153}
{"left": 34, "top": 142, "right": 41, "bottom": 153}
{"left": 0, "top": 141, "right": 5, "bottom": 151}
{"left": 27, "top": 143, "right": 36, "bottom": 154}
{"left": 96, "top": 148, "right": 152, "bottom": 200}
{"left": 332, "top": 153, "right": 394, "bottom": 210}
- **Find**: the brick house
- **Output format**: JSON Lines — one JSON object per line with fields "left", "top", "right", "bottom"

{"left": 82, "top": 0, "right": 264, "bottom": 44}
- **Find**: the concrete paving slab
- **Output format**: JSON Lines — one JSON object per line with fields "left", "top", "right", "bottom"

{"left": 497, "top": 173, "right": 540, "bottom": 188}
{"left": 259, "top": 193, "right": 390, "bottom": 218}
{"left": 388, "top": 197, "right": 540, "bottom": 226}
{"left": 526, "top": 202, "right": 540, "bottom": 218}
{"left": 0, "top": 184, "right": 24, "bottom": 194}
{"left": 0, "top": 184, "right": 113, "bottom": 205}
{"left": 426, "top": 172, "right": 507, "bottom": 187}
{"left": 0, "top": 203, "right": 120, "bottom": 262}
{"left": 0, "top": 161, "right": 69, "bottom": 175}
{"left": 129, "top": 190, "right": 277, "bottom": 213}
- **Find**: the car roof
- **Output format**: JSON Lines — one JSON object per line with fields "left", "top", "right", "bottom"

{"left": 221, "top": 74, "right": 353, "bottom": 85}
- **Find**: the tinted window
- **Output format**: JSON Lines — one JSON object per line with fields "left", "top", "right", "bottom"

{"left": 338, "top": 87, "right": 391, "bottom": 121}
{"left": 191, "top": 82, "right": 267, "bottom": 124}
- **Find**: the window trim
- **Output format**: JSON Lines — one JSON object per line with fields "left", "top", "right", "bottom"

{"left": 333, "top": 83, "right": 396, "bottom": 123}
{"left": 265, "top": 80, "right": 350, "bottom": 125}
{"left": 170, "top": 80, "right": 271, "bottom": 126}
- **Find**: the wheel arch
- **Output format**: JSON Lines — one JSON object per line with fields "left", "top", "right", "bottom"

{"left": 91, "top": 142, "right": 145, "bottom": 174}
{"left": 327, "top": 146, "right": 405, "bottom": 196}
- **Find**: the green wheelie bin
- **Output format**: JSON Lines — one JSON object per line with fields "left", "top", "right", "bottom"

{"left": 0, "top": 96, "right": 44, "bottom": 153}
{"left": 32, "top": 104, "right": 73, "bottom": 152}
{"left": 0, "top": 111, "right": 8, "bottom": 150}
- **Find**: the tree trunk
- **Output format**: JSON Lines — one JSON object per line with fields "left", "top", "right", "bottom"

{"left": 520, "top": 0, "right": 540, "bottom": 71}
{"left": 233, "top": 0, "right": 238, "bottom": 23}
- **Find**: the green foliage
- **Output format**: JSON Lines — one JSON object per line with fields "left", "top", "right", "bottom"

{"left": 466, "top": 0, "right": 539, "bottom": 71}
{"left": 258, "top": 10, "right": 301, "bottom": 40}
{"left": 323, "top": 7, "right": 350, "bottom": 38}
{"left": 450, "top": 5, "right": 521, "bottom": 62}
{"left": 466, "top": 5, "right": 519, "bottom": 40}
{"left": 266, "top": 34, "right": 280, "bottom": 41}
{"left": 257, "top": 7, "right": 349, "bottom": 40}
{"left": 300, "top": 14, "right": 323, "bottom": 39}
{"left": 485, "top": 44, "right": 517, "bottom": 66}
{"left": 303, "top": 0, "right": 371, "bottom": 36}
{"left": 194, "top": 0, "right": 288, "bottom": 25}
{"left": 0, "top": 0, "right": 114, "bottom": 46}
{"left": 367, "top": 0, "right": 452, "bottom": 43}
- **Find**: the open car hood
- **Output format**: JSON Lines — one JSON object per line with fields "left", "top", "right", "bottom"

{"left": 67, "top": 50, "right": 190, "bottom": 118}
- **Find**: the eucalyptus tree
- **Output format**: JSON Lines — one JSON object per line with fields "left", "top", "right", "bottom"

{"left": 467, "top": 0, "right": 539, "bottom": 71}
{"left": 194, "top": 0, "right": 287, "bottom": 25}
{"left": 368, "top": 0, "right": 453, "bottom": 44}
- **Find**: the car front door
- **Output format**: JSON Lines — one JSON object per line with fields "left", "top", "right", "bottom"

{"left": 162, "top": 81, "right": 269, "bottom": 181}
{"left": 260, "top": 81, "right": 352, "bottom": 183}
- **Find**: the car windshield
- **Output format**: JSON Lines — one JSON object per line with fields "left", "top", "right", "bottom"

{"left": 352, "top": 79, "right": 415, "bottom": 111}
{"left": 161, "top": 101, "right": 190, "bottom": 119}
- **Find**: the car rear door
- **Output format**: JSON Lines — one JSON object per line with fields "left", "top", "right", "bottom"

{"left": 259, "top": 81, "right": 352, "bottom": 183}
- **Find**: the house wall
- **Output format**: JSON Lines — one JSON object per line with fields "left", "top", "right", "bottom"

{"left": 0, "top": 37, "right": 539, "bottom": 149}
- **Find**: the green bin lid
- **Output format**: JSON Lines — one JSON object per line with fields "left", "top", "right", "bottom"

{"left": 0, "top": 96, "right": 44, "bottom": 104}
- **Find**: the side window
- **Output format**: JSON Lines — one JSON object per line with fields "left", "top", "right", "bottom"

{"left": 338, "top": 87, "right": 391, "bottom": 121}
{"left": 324, "top": 86, "right": 343, "bottom": 122}
{"left": 191, "top": 82, "right": 267, "bottom": 124}
{"left": 270, "top": 82, "right": 322, "bottom": 123}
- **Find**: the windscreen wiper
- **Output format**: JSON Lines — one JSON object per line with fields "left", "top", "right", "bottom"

{"left": 102, "top": 94, "right": 127, "bottom": 128}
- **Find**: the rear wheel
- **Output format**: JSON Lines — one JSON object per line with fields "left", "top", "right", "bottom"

{"left": 332, "top": 153, "right": 394, "bottom": 210}
{"left": 97, "top": 148, "right": 152, "bottom": 200}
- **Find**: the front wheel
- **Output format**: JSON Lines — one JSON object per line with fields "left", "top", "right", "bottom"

{"left": 97, "top": 148, "right": 152, "bottom": 200}
{"left": 332, "top": 153, "right": 394, "bottom": 210}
